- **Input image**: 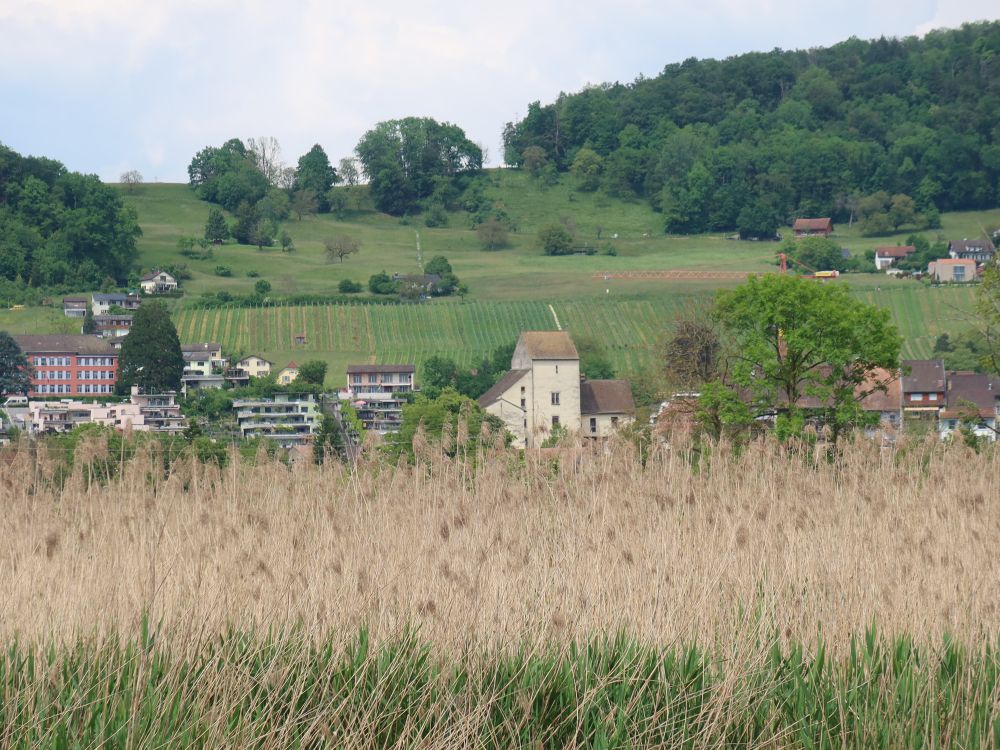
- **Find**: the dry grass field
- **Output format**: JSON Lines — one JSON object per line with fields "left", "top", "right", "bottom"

{"left": 1, "top": 436, "right": 999, "bottom": 746}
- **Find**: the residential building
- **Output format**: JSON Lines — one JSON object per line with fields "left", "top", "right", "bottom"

{"left": 856, "top": 368, "right": 903, "bottom": 435}
{"left": 181, "top": 343, "right": 226, "bottom": 369}
{"left": 23, "top": 400, "right": 143, "bottom": 434}
{"left": 236, "top": 355, "right": 272, "bottom": 378}
{"left": 94, "top": 314, "right": 133, "bottom": 338}
{"left": 928, "top": 258, "right": 977, "bottom": 282}
{"left": 874, "top": 246, "right": 915, "bottom": 271}
{"left": 277, "top": 361, "right": 300, "bottom": 385}
{"left": 62, "top": 296, "right": 89, "bottom": 318}
{"left": 12, "top": 335, "right": 118, "bottom": 397}
{"left": 345, "top": 364, "right": 416, "bottom": 433}
{"left": 937, "top": 371, "right": 1000, "bottom": 441}
{"left": 233, "top": 393, "right": 320, "bottom": 447}
{"left": 901, "top": 359, "right": 946, "bottom": 423}
{"left": 478, "top": 331, "right": 635, "bottom": 448}
{"left": 139, "top": 270, "right": 178, "bottom": 294}
{"left": 792, "top": 218, "right": 833, "bottom": 237}
{"left": 18, "top": 387, "right": 186, "bottom": 435}
{"left": 91, "top": 292, "right": 141, "bottom": 316}
{"left": 128, "top": 386, "right": 186, "bottom": 433}
{"left": 948, "top": 238, "right": 996, "bottom": 262}
{"left": 580, "top": 379, "right": 636, "bottom": 439}
{"left": 181, "top": 350, "right": 224, "bottom": 393}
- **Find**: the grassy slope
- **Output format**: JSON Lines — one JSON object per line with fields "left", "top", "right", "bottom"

{"left": 6, "top": 175, "right": 992, "bottom": 384}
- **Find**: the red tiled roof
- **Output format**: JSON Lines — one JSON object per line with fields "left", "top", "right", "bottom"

{"left": 875, "top": 246, "right": 915, "bottom": 258}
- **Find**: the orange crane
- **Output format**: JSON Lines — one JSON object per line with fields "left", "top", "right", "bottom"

{"left": 777, "top": 253, "right": 839, "bottom": 279}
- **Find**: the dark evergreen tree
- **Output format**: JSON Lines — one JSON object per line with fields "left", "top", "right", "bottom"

{"left": 0, "top": 331, "right": 31, "bottom": 396}
{"left": 117, "top": 301, "right": 184, "bottom": 393}
{"left": 204, "top": 207, "right": 230, "bottom": 243}
{"left": 82, "top": 307, "right": 97, "bottom": 334}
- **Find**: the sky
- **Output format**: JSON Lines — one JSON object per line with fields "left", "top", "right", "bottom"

{"left": 0, "top": 0, "right": 997, "bottom": 182}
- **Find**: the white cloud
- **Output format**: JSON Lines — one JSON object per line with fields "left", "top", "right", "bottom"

{"left": 0, "top": 0, "right": 995, "bottom": 179}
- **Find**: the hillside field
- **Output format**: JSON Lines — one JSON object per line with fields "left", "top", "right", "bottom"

{"left": 122, "top": 174, "right": 1000, "bottom": 302}
{"left": 171, "top": 285, "right": 976, "bottom": 384}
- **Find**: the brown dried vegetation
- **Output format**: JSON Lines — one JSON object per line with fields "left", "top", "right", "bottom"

{"left": 0, "top": 436, "right": 997, "bottom": 652}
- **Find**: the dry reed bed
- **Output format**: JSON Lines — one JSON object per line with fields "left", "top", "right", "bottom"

{"left": 0, "top": 436, "right": 998, "bottom": 652}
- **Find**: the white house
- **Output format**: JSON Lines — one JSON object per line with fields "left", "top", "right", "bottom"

{"left": 237, "top": 355, "right": 273, "bottom": 379}
{"left": 140, "top": 270, "right": 178, "bottom": 294}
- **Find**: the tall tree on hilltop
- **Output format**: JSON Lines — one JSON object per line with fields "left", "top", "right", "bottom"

{"left": 355, "top": 117, "right": 482, "bottom": 215}
{"left": 294, "top": 145, "right": 338, "bottom": 212}
{"left": 117, "top": 302, "right": 184, "bottom": 394}
{"left": 0, "top": 332, "right": 31, "bottom": 396}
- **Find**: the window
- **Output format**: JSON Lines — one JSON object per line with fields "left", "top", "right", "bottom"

{"left": 351, "top": 374, "right": 362, "bottom": 384}
{"left": 551, "top": 392, "right": 560, "bottom": 406}
{"left": 911, "top": 394, "right": 924, "bottom": 401}
{"left": 551, "top": 415, "right": 560, "bottom": 427}
{"left": 520, "top": 386, "right": 525, "bottom": 394}
{"left": 589, "top": 417, "right": 597, "bottom": 433}
{"left": 520, "top": 398, "right": 526, "bottom": 409}
{"left": 555, "top": 365, "right": 559, "bottom": 374}
{"left": 954, "top": 266, "right": 966, "bottom": 282}
{"left": 384, "top": 373, "right": 394, "bottom": 384}
{"left": 928, "top": 394, "right": 938, "bottom": 401}
{"left": 368, "top": 374, "right": 377, "bottom": 384}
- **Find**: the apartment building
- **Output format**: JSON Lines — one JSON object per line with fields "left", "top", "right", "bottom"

{"left": 345, "top": 364, "right": 416, "bottom": 433}
{"left": 13, "top": 335, "right": 118, "bottom": 397}
{"left": 232, "top": 393, "right": 320, "bottom": 447}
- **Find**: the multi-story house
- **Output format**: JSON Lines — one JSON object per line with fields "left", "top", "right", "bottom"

{"left": 94, "top": 314, "right": 133, "bottom": 338}
{"left": 478, "top": 331, "right": 635, "bottom": 448}
{"left": 91, "top": 292, "right": 141, "bottom": 316}
{"left": 233, "top": 393, "right": 320, "bottom": 447}
{"left": 129, "top": 386, "right": 186, "bottom": 433}
{"left": 181, "top": 350, "right": 224, "bottom": 392}
{"left": 874, "top": 246, "right": 915, "bottom": 271}
{"left": 13, "top": 335, "right": 119, "bottom": 397}
{"left": 181, "top": 343, "right": 226, "bottom": 369}
{"left": 938, "top": 372, "right": 1000, "bottom": 442}
{"left": 62, "top": 296, "right": 89, "bottom": 318}
{"left": 948, "top": 238, "right": 996, "bottom": 263}
{"left": 928, "top": 258, "right": 977, "bottom": 282}
{"left": 901, "top": 359, "right": 946, "bottom": 423}
{"left": 235, "top": 355, "right": 272, "bottom": 378}
{"left": 345, "top": 364, "right": 416, "bottom": 433}
{"left": 139, "top": 270, "right": 178, "bottom": 294}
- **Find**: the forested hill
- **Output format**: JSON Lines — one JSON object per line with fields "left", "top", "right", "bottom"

{"left": 502, "top": 22, "right": 1000, "bottom": 236}
{"left": 0, "top": 144, "right": 141, "bottom": 292}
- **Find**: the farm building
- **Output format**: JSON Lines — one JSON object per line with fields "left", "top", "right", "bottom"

{"left": 792, "top": 218, "right": 833, "bottom": 237}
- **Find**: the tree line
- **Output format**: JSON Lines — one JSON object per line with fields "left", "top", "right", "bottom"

{"left": 502, "top": 22, "right": 1000, "bottom": 236}
{"left": 0, "top": 143, "right": 142, "bottom": 292}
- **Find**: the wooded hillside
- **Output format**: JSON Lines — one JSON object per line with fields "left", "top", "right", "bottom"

{"left": 503, "top": 22, "right": 1000, "bottom": 236}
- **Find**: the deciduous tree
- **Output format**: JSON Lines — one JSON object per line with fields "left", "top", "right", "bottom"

{"left": 294, "top": 145, "right": 338, "bottom": 212}
{"left": 707, "top": 274, "right": 900, "bottom": 443}
{"left": 476, "top": 218, "right": 509, "bottom": 250}
{"left": 324, "top": 235, "right": 360, "bottom": 263}
{"left": 119, "top": 170, "right": 143, "bottom": 193}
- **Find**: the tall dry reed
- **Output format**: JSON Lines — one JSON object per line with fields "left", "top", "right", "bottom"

{"left": 1, "top": 435, "right": 997, "bottom": 653}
